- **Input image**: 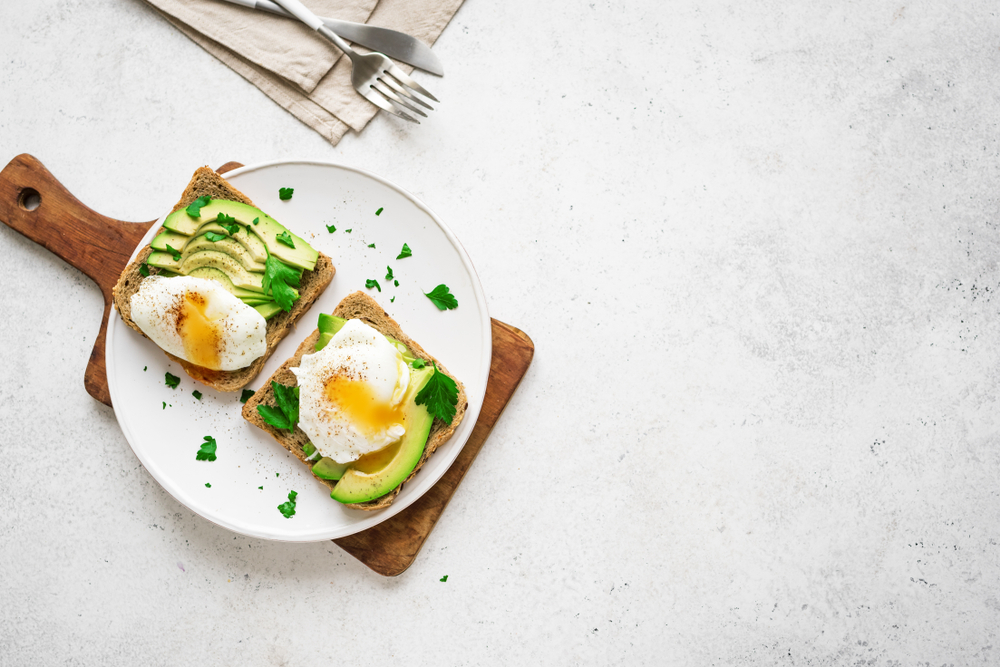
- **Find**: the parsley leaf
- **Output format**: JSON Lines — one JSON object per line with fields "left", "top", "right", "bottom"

{"left": 345, "top": 228, "right": 352, "bottom": 233}
{"left": 376, "top": 207, "right": 383, "bottom": 216}
{"left": 252, "top": 217, "right": 259, "bottom": 225}
{"left": 424, "top": 284, "right": 458, "bottom": 310}
{"left": 396, "top": 243, "right": 412, "bottom": 259}
{"left": 165, "top": 372, "right": 180, "bottom": 389}
{"left": 326, "top": 224, "right": 336, "bottom": 233}
{"left": 165, "top": 245, "right": 182, "bottom": 261}
{"left": 411, "top": 358, "right": 426, "bottom": 369}
{"left": 186, "top": 195, "right": 211, "bottom": 218}
{"left": 139, "top": 262, "right": 150, "bottom": 277}
{"left": 394, "top": 280, "right": 399, "bottom": 287}
{"left": 240, "top": 389, "right": 254, "bottom": 403}
{"left": 144, "top": 366, "right": 147, "bottom": 371}
{"left": 367, "top": 243, "right": 376, "bottom": 249}
{"left": 279, "top": 188, "right": 294, "bottom": 200}
{"left": 415, "top": 362, "right": 459, "bottom": 424}
{"left": 205, "top": 231, "right": 227, "bottom": 243}
{"left": 277, "top": 490, "right": 298, "bottom": 518}
{"left": 258, "top": 486, "right": 263, "bottom": 490}
{"left": 192, "top": 390, "right": 203, "bottom": 400}
{"left": 256, "top": 381, "right": 299, "bottom": 431}
{"left": 385, "top": 266, "right": 394, "bottom": 281}
{"left": 390, "top": 296, "right": 395, "bottom": 303}
{"left": 205, "top": 483, "right": 211, "bottom": 488}
{"left": 196, "top": 435, "right": 218, "bottom": 461}
{"left": 262, "top": 254, "right": 302, "bottom": 312}
{"left": 216, "top": 213, "right": 240, "bottom": 235}
{"left": 276, "top": 231, "right": 296, "bottom": 248}
{"left": 440, "top": 575, "right": 448, "bottom": 582}
{"left": 162, "top": 401, "right": 166, "bottom": 410}
{"left": 366, "top": 279, "right": 381, "bottom": 292}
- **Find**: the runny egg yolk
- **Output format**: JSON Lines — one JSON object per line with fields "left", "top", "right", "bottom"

{"left": 176, "top": 292, "right": 222, "bottom": 369}
{"left": 324, "top": 375, "right": 405, "bottom": 440}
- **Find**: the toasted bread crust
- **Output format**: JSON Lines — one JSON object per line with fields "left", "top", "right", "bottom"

{"left": 242, "top": 291, "right": 469, "bottom": 511}
{"left": 110, "top": 167, "right": 335, "bottom": 392}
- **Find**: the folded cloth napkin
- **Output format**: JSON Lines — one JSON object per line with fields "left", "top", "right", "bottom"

{"left": 144, "top": 0, "right": 464, "bottom": 145}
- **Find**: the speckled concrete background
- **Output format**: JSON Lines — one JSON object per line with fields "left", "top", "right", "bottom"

{"left": 2, "top": 0, "right": 999, "bottom": 664}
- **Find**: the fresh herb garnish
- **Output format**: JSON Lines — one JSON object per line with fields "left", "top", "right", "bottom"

{"left": 256, "top": 381, "right": 299, "bottom": 430}
{"left": 252, "top": 217, "right": 259, "bottom": 225}
{"left": 192, "top": 390, "right": 203, "bottom": 400}
{"left": 186, "top": 195, "right": 211, "bottom": 218}
{"left": 365, "top": 279, "right": 381, "bottom": 292}
{"left": 277, "top": 490, "right": 298, "bottom": 518}
{"left": 424, "top": 284, "right": 458, "bottom": 310}
{"left": 394, "top": 280, "right": 399, "bottom": 287}
{"left": 396, "top": 243, "right": 412, "bottom": 259}
{"left": 162, "top": 401, "right": 166, "bottom": 410}
{"left": 391, "top": 296, "right": 395, "bottom": 303}
{"left": 258, "top": 486, "right": 263, "bottom": 490}
{"left": 385, "top": 266, "right": 394, "bottom": 281}
{"left": 279, "top": 188, "right": 294, "bottom": 200}
{"left": 205, "top": 483, "right": 211, "bottom": 488}
{"left": 376, "top": 207, "right": 383, "bottom": 216}
{"left": 165, "top": 245, "right": 182, "bottom": 261}
{"left": 139, "top": 263, "right": 150, "bottom": 277}
{"left": 326, "top": 224, "right": 336, "bottom": 233}
{"left": 240, "top": 389, "right": 254, "bottom": 403}
{"left": 415, "top": 362, "right": 459, "bottom": 424}
{"left": 367, "top": 243, "right": 376, "bottom": 249}
{"left": 205, "top": 231, "right": 227, "bottom": 243}
{"left": 345, "top": 228, "right": 352, "bottom": 233}
{"left": 276, "top": 473, "right": 280, "bottom": 477}
{"left": 276, "top": 231, "right": 296, "bottom": 248}
{"left": 216, "top": 213, "right": 240, "bottom": 235}
{"left": 165, "top": 372, "right": 180, "bottom": 389}
{"left": 144, "top": 366, "right": 147, "bottom": 372}
{"left": 440, "top": 575, "right": 448, "bottom": 582}
{"left": 262, "top": 254, "right": 302, "bottom": 312}
{"left": 411, "top": 358, "right": 426, "bottom": 369}
{"left": 196, "top": 436, "right": 218, "bottom": 461}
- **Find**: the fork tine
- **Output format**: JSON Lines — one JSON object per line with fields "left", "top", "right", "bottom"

{"left": 379, "top": 75, "right": 434, "bottom": 111}
{"left": 358, "top": 86, "right": 419, "bottom": 123}
{"left": 373, "top": 80, "right": 429, "bottom": 117}
{"left": 384, "top": 63, "right": 439, "bottom": 103}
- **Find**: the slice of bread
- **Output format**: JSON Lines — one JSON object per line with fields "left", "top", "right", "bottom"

{"left": 242, "top": 291, "right": 469, "bottom": 510}
{"left": 111, "top": 167, "right": 335, "bottom": 392}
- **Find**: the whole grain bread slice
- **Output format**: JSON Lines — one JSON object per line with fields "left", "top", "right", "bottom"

{"left": 111, "top": 167, "right": 335, "bottom": 392}
{"left": 242, "top": 291, "right": 469, "bottom": 511}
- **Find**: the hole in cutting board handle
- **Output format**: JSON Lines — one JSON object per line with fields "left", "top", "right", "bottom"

{"left": 18, "top": 188, "right": 41, "bottom": 211}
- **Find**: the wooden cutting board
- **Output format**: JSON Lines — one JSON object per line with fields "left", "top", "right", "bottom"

{"left": 0, "top": 154, "right": 534, "bottom": 576}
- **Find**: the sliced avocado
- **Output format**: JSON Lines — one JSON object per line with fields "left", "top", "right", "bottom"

{"left": 162, "top": 200, "right": 317, "bottom": 271}
{"left": 253, "top": 302, "right": 282, "bottom": 320}
{"left": 315, "top": 332, "right": 335, "bottom": 351}
{"left": 186, "top": 267, "right": 269, "bottom": 301}
{"left": 147, "top": 250, "right": 266, "bottom": 293}
{"left": 313, "top": 457, "right": 349, "bottom": 481}
{"left": 181, "top": 234, "right": 266, "bottom": 272}
{"left": 317, "top": 314, "right": 347, "bottom": 335}
{"left": 151, "top": 229, "right": 190, "bottom": 253}
{"left": 196, "top": 223, "right": 269, "bottom": 263}
{"left": 330, "top": 366, "right": 434, "bottom": 505}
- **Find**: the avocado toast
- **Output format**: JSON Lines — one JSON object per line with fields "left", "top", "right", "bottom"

{"left": 242, "top": 291, "right": 468, "bottom": 510}
{"left": 112, "top": 167, "right": 335, "bottom": 391}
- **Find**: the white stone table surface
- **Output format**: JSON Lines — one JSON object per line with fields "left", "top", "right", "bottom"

{"left": 2, "top": 0, "right": 999, "bottom": 664}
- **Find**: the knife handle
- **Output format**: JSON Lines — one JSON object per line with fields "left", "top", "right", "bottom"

{"left": 268, "top": 0, "right": 323, "bottom": 30}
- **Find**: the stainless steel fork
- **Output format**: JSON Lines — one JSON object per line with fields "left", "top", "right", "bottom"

{"left": 270, "top": 0, "right": 438, "bottom": 123}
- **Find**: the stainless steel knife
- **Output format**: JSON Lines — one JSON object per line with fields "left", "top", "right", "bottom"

{"left": 216, "top": 0, "right": 444, "bottom": 76}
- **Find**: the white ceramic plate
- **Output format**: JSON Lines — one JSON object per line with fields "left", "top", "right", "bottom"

{"left": 106, "top": 160, "right": 491, "bottom": 541}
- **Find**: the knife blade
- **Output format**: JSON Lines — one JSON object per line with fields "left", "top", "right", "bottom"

{"left": 216, "top": 0, "right": 444, "bottom": 76}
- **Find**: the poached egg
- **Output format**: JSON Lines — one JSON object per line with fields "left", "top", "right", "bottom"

{"left": 292, "top": 318, "right": 410, "bottom": 464}
{"left": 130, "top": 275, "right": 267, "bottom": 371}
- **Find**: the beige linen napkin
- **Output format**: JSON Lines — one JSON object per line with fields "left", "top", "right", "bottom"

{"left": 144, "top": 0, "right": 464, "bottom": 145}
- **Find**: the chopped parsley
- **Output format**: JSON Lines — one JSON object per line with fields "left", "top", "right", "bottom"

{"left": 192, "top": 390, "right": 203, "bottom": 400}
{"left": 240, "top": 389, "right": 255, "bottom": 403}
{"left": 186, "top": 195, "right": 211, "bottom": 218}
{"left": 415, "top": 362, "right": 459, "bottom": 424}
{"left": 205, "top": 231, "right": 227, "bottom": 243}
{"left": 256, "top": 381, "right": 299, "bottom": 431}
{"left": 162, "top": 401, "right": 166, "bottom": 410}
{"left": 276, "top": 231, "right": 296, "bottom": 248}
{"left": 276, "top": 473, "right": 280, "bottom": 477}
{"left": 165, "top": 372, "right": 180, "bottom": 389}
{"left": 279, "top": 188, "right": 294, "bottom": 200}
{"left": 376, "top": 207, "right": 383, "bottom": 216}
{"left": 165, "top": 245, "right": 182, "bottom": 261}
{"left": 411, "top": 358, "right": 426, "bottom": 369}
{"left": 367, "top": 243, "right": 376, "bottom": 249}
{"left": 396, "top": 243, "right": 412, "bottom": 259}
{"left": 385, "top": 266, "right": 394, "bottom": 281}
{"left": 205, "top": 483, "right": 211, "bottom": 488}
{"left": 277, "top": 490, "right": 298, "bottom": 518}
{"left": 262, "top": 254, "right": 302, "bottom": 312}
{"left": 365, "top": 279, "right": 382, "bottom": 292}
{"left": 216, "top": 213, "right": 240, "bottom": 235}
{"left": 424, "top": 284, "right": 459, "bottom": 310}
{"left": 258, "top": 486, "right": 263, "bottom": 490}
{"left": 326, "top": 224, "right": 336, "bottom": 233}
{"left": 345, "top": 228, "right": 352, "bottom": 233}
{"left": 394, "top": 280, "right": 399, "bottom": 287}
{"left": 390, "top": 296, "right": 395, "bottom": 303}
{"left": 252, "top": 217, "right": 259, "bottom": 225}
{"left": 143, "top": 366, "right": 147, "bottom": 372}
{"left": 196, "top": 436, "right": 218, "bottom": 461}
{"left": 440, "top": 575, "right": 448, "bottom": 582}
{"left": 139, "top": 262, "right": 150, "bottom": 277}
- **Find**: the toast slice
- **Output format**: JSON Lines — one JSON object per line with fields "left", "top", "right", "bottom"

{"left": 111, "top": 167, "right": 335, "bottom": 392}
{"left": 242, "top": 291, "right": 469, "bottom": 510}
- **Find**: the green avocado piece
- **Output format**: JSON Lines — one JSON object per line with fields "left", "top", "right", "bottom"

{"left": 317, "top": 313, "right": 347, "bottom": 335}
{"left": 195, "top": 223, "right": 269, "bottom": 263}
{"left": 313, "top": 457, "right": 349, "bottom": 481}
{"left": 330, "top": 366, "right": 435, "bottom": 505}
{"left": 147, "top": 250, "right": 267, "bottom": 293}
{"left": 173, "top": 234, "right": 266, "bottom": 273}
{"left": 162, "top": 200, "right": 317, "bottom": 271}
{"left": 313, "top": 316, "right": 416, "bottom": 363}
{"left": 253, "top": 302, "right": 282, "bottom": 320}
{"left": 151, "top": 229, "right": 190, "bottom": 253}
{"left": 186, "top": 267, "right": 268, "bottom": 301}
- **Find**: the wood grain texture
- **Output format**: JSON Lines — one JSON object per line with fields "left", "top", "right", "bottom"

{"left": 0, "top": 154, "right": 535, "bottom": 577}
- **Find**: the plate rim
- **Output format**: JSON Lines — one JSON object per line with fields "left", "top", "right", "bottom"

{"left": 106, "top": 159, "right": 491, "bottom": 542}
